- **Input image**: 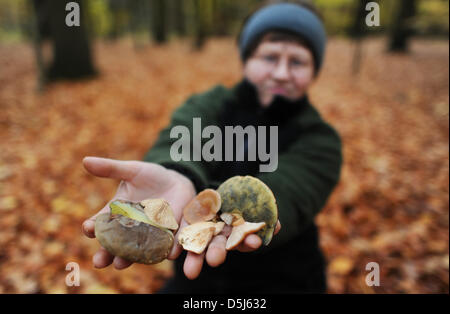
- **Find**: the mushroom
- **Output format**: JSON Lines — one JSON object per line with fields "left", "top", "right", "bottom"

{"left": 183, "top": 189, "right": 221, "bottom": 224}
{"left": 225, "top": 221, "right": 266, "bottom": 250}
{"left": 213, "top": 221, "right": 225, "bottom": 235}
{"left": 140, "top": 198, "right": 178, "bottom": 230}
{"left": 219, "top": 212, "right": 245, "bottom": 226}
{"left": 231, "top": 213, "right": 245, "bottom": 226}
{"left": 220, "top": 212, "right": 234, "bottom": 225}
{"left": 94, "top": 199, "right": 175, "bottom": 265}
{"left": 217, "top": 176, "right": 278, "bottom": 246}
{"left": 178, "top": 222, "right": 216, "bottom": 254}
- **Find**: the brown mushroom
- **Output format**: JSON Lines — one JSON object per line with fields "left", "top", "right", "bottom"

{"left": 140, "top": 198, "right": 178, "bottom": 230}
{"left": 225, "top": 221, "right": 266, "bottom": 250}
{"left": 178, "top": 222, "right": 216, "bottom": 254}
{"left": 95, "top": 213, "right": 174, "bottom": 264}
{"left": 94, "top": 199, "right": 175, "bottom": 265}
{"left": 183, "top": 189, "right": 221, "bottom": 224}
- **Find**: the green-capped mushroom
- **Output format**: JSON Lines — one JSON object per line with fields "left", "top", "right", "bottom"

{"left": 217, "top": 176, "right": 278, "bottom": 246}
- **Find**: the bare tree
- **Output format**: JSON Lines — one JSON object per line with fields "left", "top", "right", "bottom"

{"left": 388, "top": 0, "right": 417, "bottom": 52}
{"left": 151, "top": 0, "right": 167, "bottom": 44}
{"left": 350, "top": 0, "right": 371, "bottom": 75}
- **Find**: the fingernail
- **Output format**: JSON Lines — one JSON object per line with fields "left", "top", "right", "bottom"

{"left": 82, "top": 221, "right": 88, "bottom": 233}
{"left": 83, "top": 220, "right": 94, "bottom": 236}
{"left": 92, "top": 253, "right": 100, "bottom": 268}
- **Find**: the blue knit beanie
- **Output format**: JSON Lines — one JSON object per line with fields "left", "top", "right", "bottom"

{"left": 239, "top": 3, "right": 327, "bottom": 74}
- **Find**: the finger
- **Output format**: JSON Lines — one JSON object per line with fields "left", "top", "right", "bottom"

{"left": 82, "top": 205, "right": 110, "bottom": 238}
{"left": 82, "top": 181, "right": 130, "bottom": 238}
{"left": 93, "top": 247, "right": 114, "bottom": 268}
{"left": 274, "top": 220, "right": 281, "bottom": 235}
{"left": 183, "top": 251, "right": 205, "bottom": 280}
{"left": 83, "top": 156, "right": 139, "bottom": 181}
{"left": 113, "top": 256, "right": 133, "bottom": 270}
{"left": 205, "top": 235, "right": 227, "bottom": 268}
{"left": 220, "top": 225, "right": 232, "bottom": 237}
{"left": 235, "top": 234, "right": 262, "bottom": 253}
{"left": 168, "top": 218, "right": 189, "bottom": 260}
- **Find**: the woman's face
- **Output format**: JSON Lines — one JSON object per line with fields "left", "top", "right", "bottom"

{"left": 243, "top": 34, "right": 316, "bottom": 107}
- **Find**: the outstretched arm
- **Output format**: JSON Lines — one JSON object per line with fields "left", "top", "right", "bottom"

{"left": 258, "top": 121, "right": 343, "bottom": 250}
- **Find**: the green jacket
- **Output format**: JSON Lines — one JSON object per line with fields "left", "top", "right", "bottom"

{"left": 143, "top": 80, "right": 343, "bottom": 252}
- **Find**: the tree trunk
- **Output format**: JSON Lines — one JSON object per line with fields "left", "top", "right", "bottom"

{"left": 193, "top": 0, "right": 208, "bottom": 49}
{"left": 128, "top": 0, "right": 148, "bottom": 49}
{"left": 212, "top": 0, "right": 231, "bottom": 37}
{"left": 350, "top": 0, "right": 371, "bottom": 75}
{"left": 173, "top": 0, "right": 186, "bottom": 37}
{"left": 108, "top": 0, "right": 128, "bottom": 40}
{"left": 33, "top": 0, "right": 97, "bottom": 82}
{"left": 151, "top": 0, "right": 167, "bottom": 44}
{"left": 30, "top": 0, "right": 46, "bottom": 91}
{"left": 388, "top": 0, "right": 417, "bottom": 52}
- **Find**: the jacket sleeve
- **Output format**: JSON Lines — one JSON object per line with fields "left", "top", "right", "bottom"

{"left": 257, "top": 118, "right": 343, "bottom": 250}
{"left": 142, "top": 88, "right": 223, "bottom": 193}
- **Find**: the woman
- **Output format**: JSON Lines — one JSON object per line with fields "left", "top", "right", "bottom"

{"left": 82, "top": 2, "right": 342, "bottom": 293}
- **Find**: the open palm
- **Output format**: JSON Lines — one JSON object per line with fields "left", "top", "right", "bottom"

{"left": 81, "top": 157, "right": 196, "bottom": 270}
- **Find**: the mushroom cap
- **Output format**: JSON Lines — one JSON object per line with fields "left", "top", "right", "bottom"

{"left": 141, "top": 198, "right": 179, "bottom": 230}
{"left": 226, "top": 221, "right": 266, "bottom": 250}
{"left": 178, "top": 222, "right": 216, "bottom": 254}
{"left": 183, "top": 189, "right": 221, "bottom": 224}
{"left": 217, "top": 176, "right": 278, "bottom": 246}
{"left": 95, "top": 213, "right": 174, "bottom": 264}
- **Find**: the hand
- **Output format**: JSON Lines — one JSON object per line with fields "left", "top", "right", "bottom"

{"left": 82, "top": 156, "right": 281, "bottom": 280}
{"left": 82, "top": 156, "right": 196, "bottom": 270}
{"left": 184, "top": 219, "right": 281, "bottom": 279}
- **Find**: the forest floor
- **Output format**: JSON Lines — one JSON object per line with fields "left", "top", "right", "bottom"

{"left": 0, "top": 36, "right": 448, "bottom": 293}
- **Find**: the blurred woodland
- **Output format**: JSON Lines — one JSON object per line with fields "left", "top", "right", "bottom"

{"left": 0, "top": 0, "right": 448, "bottom": 293}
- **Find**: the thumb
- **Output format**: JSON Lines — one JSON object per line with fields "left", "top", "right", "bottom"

{"left": 82, "top": 180, "right": 130, "bottom": 238}
{"left": 82, "top": 157, "right": 139, "bottom": 181}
